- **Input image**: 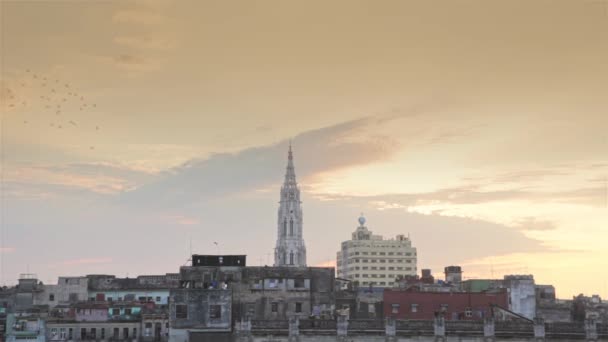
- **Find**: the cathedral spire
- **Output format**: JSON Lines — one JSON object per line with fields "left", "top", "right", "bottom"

{"left": 284, "top": 141, "right": 296, "bottom": 186}
{"left": 274, "top": 143, "right": 307, "bottom": 267}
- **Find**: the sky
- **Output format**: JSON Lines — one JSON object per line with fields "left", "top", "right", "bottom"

{"left": 0, "top": 0, "right": 607, "bottom": 299}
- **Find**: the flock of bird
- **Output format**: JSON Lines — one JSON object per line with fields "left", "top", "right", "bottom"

{"left": 4, "top": 69, "right": 101, "bottom": 150}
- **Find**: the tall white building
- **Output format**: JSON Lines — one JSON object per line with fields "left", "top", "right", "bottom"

{"left": 337, "top": 215, "right": 417, "bottom": 287}
{"left": 274, "top": 145, "right": 307, "bottom": 267}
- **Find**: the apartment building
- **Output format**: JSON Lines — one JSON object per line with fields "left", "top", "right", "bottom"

{"left": 337, "top": 215, "right": 417, "bottom": 287}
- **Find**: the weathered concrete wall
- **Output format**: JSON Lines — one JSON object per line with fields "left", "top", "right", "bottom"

{"left": 33, "top": 277, "right": 89, "bottom": 308}
{"left": 178, "top": 266, "right": 335, "bottom": 321}
{"left": 170, "top": 288, "right": 231, "bottom": 331}
{"left": 504, "top": 275, "right": 536, "bottom": 320}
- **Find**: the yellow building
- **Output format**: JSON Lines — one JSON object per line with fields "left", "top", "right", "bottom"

{"left": 337, "top": 215, "right": 417, "bottom": 287}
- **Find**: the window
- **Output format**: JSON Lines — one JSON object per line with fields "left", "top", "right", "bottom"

{"left": 133, "top": 328, "right": 137, "bottom": 338}
{"left": 391, "top": 303, "right": 400, "bottom": 314}
{"left": 465, "top": 307, "right": 473, "bottom": 318}
{"left": 101, "top": 328, "right": 105, "bottom": 339}
{"left": 290, "top": 252, "right": 294, "bottom": 265}
{"left": 81, "top": 328, "right": 86, "bottom": 340}
{"left": 294, "top": 278, "right": 305, "bottom": 288}
{"left": 411, "top": 304, "right": 418, "bottom": 313}
{"left": 295, "top": 302, "right": 302, "bottom": 313}
{"left": 107, "top": 297, "right": 113, "bottom": 302}
{"left": 113, "top": 328, "right": 119, "bottom": 339}
{"left": 290, "top": 218, "right": 294, "bottom": 235}
{"left": 139, "top": 296, "right": 146, "bottom": 302}
{"left": 90, "top": 328, "right": 97, "bottom": 339}
{"left": 379, "top": 252, "right": 386, "bottom": 255}
{"left": 69, "top": 328, "right": 73, "bottom": 340}
{"left": 283, "top": 218, "right": 287, "bottom": 236}
{"left": 176, "top": 304, "right": 188, "bottom": 319}
{"left": 210, "top": 305, "right": 222, "bottom": 318}
{"left": 271, "top": 302, "right": 278, "bottom": 313}
{"left": 112, "top": 308, "right": 120, "bottom": 315}
{"left": 145, "top": 323, "right": 152, "bottom": 337}
{"left": 125, "top": 308, "right": 132, "bottom": 315}
{"left": 59, "top": 328, "right": 67, "bottom": 339}
{"left": 371, "top": 252, "right": 377, "bottom": 255}
{"left": 156, "top": 296, "right": 161, "bottom": 302}
{"left": 49, "top": 294, "right": 55, "bottom": 301}
{"left": 123, "top": 328, "right": 129, "bottom": 339}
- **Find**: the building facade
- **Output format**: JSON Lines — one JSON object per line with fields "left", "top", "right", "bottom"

{"left": 274, "top": 145, "right": 307, "bottom": 267}
{"left": 383, "top": 288, "right": 509, "bottom": 320}
{"left": 337, "top": 215, "right": 417, "bottom": 287}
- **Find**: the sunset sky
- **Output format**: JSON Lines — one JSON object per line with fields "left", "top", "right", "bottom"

{"left": 1, "top": 0, "right": 607, "bottom": 298}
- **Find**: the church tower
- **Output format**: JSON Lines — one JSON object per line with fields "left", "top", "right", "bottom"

{"left": 274, "top": 144, "right": 307, "bottom": 267}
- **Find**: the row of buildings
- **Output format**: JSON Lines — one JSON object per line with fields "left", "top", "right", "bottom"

{"left": 1, "top": 146, "right": 604, "bottom": 341}
{"left": 1, "top": 258, "right": 605, "bottom": 341}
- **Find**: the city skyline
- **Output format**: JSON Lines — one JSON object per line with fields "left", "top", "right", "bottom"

{"left": 1, "top": 0, "right": 607, "bottom": 299}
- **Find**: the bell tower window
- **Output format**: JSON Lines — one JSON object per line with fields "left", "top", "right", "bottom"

{"left": 290, "top": 218, "right": 294, "bottom": 236}
{"left": 290, "top": 251, "right": 294, "bottom": 265}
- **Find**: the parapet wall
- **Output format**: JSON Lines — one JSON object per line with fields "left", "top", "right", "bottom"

{"left": 230, "top": 318, "right": 608, "bottom": 341}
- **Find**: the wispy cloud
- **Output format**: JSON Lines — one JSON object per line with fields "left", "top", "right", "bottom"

{"left": 112, "top": 10, "right": 167, "bottom": 25}
{"left": 120, "top": 111, "right": 410, "bottom": 208}
{"left": 114, "top": 36, "right": 176, "bottom": 50}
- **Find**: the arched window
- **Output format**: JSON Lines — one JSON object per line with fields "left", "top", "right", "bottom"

{"left": 283, "top": 218, "right": 287, "bottom": 236}
{"left": 283, "top": 252, "right": 287, "bottom": 264}
{"left": 290, "top": 218, "right": 294, "bottom": 236}
{"left": 290, "top": 251, "right": 294, "bottom": 265}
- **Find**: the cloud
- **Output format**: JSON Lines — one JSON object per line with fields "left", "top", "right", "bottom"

{"left": 3, "top": 162, "right": 154, "bottom": 198}
{"left": 112, "top": 10, "right": 166, "bottom": 25}
{"left": 120, "top": 112, "right": 407, "bottom": 209}
{"left": 513, "top": 217, "right": 557, "bottom": 232}
{"left": 91, "top": 54, "right": 162, "bottom": 73}
{"left": 113, "top": 36, "right": 176, "bottom": 50}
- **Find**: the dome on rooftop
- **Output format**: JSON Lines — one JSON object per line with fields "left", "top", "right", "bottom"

{"left": 358, "top": 214, "right": 366, "bottom": 226}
